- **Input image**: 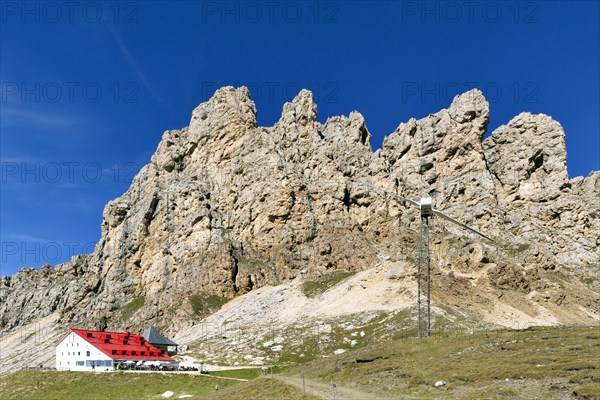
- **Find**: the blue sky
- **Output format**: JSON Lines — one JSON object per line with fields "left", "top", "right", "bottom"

{"left": 1, "top": 1, "right": 599, "bottom": 276}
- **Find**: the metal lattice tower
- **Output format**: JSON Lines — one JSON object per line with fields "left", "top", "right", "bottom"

{"left": 400, "top": 196, "right": 492, "bottom": 337}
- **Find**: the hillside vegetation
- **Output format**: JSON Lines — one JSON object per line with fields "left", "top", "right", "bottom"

{"left": 0, "top": 370, "right": 239, "bottom": 400}
{"left": 285, "top": 324, "right": 600, "bottom": 399}
{"left": 2, "top": 325, "right": 598, "bottom": 399}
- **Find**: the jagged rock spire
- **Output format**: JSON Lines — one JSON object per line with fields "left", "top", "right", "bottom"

{"left": 1, "top": 86, "right": 597, "bottom": 344}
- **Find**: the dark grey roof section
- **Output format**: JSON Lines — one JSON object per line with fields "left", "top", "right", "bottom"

{"left": 143, "top": 326, "right": 178, "bottom": 346}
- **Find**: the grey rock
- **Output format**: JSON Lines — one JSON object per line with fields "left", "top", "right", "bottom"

{"left": 1, "top": 87, "right": 597, "bottom": 343}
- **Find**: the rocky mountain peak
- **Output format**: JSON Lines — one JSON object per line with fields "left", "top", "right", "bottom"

{"left": 448, "top": 88, "right": 489, "bottom": 125}
{"left": 278, "top": 88, "right": 318, "bottom": 131}
{"left": 0, "top": 87, "right": 597, "bottom": 344}
{"left": 189, "top": 86, "right": 257, "bottom": 136}
{"left": 483, "top": 112, "right": 568, "bottom": 202}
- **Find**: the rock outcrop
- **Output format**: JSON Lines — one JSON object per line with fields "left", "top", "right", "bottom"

{"left": 1, "top": 87, "right": 598, "bottom": 341}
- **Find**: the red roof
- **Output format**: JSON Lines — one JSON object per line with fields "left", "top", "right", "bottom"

{"left": 70, "top": 329, "right": 174, "bottom": 361}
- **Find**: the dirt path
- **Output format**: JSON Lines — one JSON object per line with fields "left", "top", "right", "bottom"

{"left": 274, "top": 374, "right": 382, "bottom": 399}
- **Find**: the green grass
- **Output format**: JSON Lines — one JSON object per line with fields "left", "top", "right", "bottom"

{"left": 285, "top": 324, "right": 600, "bottom": 399}
{"left": 189, "top": 293, "right": 229, "bottom": 318}
{"left": 573, "top": 383, "right": 600, "bottom": 399}
{"left": 3, "top": 326, "right": 598, "bottom": 399}
{"left": 265, "top": 306, "right": 486, "bottom": 365}
{"left": 196, "top": 377, "right": 320, "bottom": 400}
{"left": 302, "top": 270, "right": 355, "bottom": 298}
{"left": 120, "top": 296, "right": 145, "bottom": 321}
{"left": 0, "top": 371, "right": 313, "bottom": 400}
{"left": 0, "top": 371, "right": 239, "bottom": 400}
{"left": 515, "top": 243, "right": 530, "bottom": 253}
{"left": 208, "top": 367, "right": 281, "bottom": 380}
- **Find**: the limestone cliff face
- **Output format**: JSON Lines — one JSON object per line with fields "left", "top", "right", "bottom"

{"left": 1, "top": 87, "right": 598, "bottom": 335}
{"left": 483, "top": 113, "right": 598, "bottom": 267}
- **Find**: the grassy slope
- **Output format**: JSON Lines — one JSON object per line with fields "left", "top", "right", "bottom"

{"left": 302, "top": 270, "right": 356, "bottom": 298}
{"left": 119, "top": 296, "right": 145, "bottom": 321}
{"left": 2, "top": 326, "right": 598, "bottom": 399}
{"left": 0, "top": 370, "right": 316, "bottom": 400}
{"left": 286, "top": 325, "right": 600, "bottom": 399}
{"left": 210, "top": 366, "right": 281, "bottom": 380}
{"left": 0, "top": 371, "right": 239, "bottom": 400}
{"left": 189, "top": 293, "right": 229, "bottom": 319}
{"left": 197, "top": 377, "right": 320, "bottom": 400}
